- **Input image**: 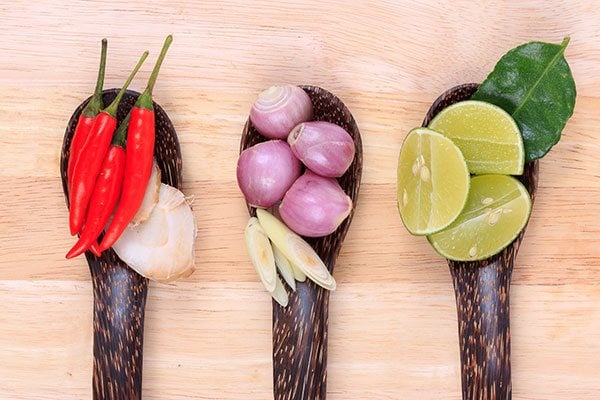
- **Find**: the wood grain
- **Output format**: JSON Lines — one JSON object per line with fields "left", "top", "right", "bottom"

{"left": 241, "top": 86, "right": 363, "bottom": 399}
{"left": 423, "top": 83, "right": 540, "bottom": 400}
{"left": 1, "top": 1, "right": 600, "bottom": 399}
{"left": 60, "top": 89, "right": 183, "bottom": 399}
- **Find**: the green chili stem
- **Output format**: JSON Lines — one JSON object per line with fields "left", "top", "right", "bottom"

{"left": 93, "top": 39, "right": 108, "bottom": 100}
{"left": 82, "top": 38, "right": 108, "bottom": 117}
{"left": 112, "top": 112, "right": 131, "bottom": 148}
{"left": 104, "top": 51, "right": 149, "bottom": 118}
{"left": 136, "top": 35, "right": 173, "bottom": 110}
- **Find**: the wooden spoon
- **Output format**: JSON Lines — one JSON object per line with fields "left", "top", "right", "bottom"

{"left": 60, "top": 88, "right": 181, "bottom": 399}
{"left": 240, "top": 85, "right": 363, "bottom": 400}
{"left": 422, "top": 83, "right": 539, "bottom": 400}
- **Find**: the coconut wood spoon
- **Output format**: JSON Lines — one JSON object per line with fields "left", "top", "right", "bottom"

{"left": 422, "top": 83, "right": 539, "bottom": 400}
{"left": 240, "top": 85, "right": 362, "bottom": 400}
{"left": 60, "top": 88, "right": 181, "bottom": 399}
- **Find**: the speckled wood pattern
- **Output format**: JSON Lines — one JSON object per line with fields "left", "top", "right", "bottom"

{"left": 241, "top": 85, "right": 363, "bottom": 400}
{"left": 424, "top": 83, "right": 539, "bottom": 400}
{"left": 60, "top": 89, "right": 181, "bottom": 400}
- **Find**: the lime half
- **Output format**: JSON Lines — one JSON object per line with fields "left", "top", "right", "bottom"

{"left": 397, "top": 127, "right": 470, "bottom": 235}
{"left": 427, "top": 175, "right": 532, "bottom": 261}
{"left": 428, "top": 100, "right": 524, "bottom": 175}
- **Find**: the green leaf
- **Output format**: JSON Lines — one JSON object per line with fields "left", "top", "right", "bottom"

{"left": 472, "top": 37, "right": 576, "bottom": 162}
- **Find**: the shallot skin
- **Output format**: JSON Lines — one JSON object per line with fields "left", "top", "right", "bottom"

{"left": 288, "top": 121, "right": 355, "bottom": 177}
{"left": 250, "top": 85, "right": 313, "bottom": 139}
{"left": 237, "top": 140, "right": 302, "bottom": 208}
{"left": 279, "top": 171, "right": 352, "bottom": 237}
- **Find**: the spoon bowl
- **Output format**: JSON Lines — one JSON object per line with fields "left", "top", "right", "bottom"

{"left": 241, "top": 85, "right": 363, "bottom": 400}
{"left": 60, "top": 88, "right": 181, "bottom": 399}
{"left": 423, "top": 83, "right": 539, "bottom": 400}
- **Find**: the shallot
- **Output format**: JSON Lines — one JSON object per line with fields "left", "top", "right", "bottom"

{"left": 250, "top": 85, "right": 313, "bottom": 139}
{"left": 237, "top": 140, "right": 301, "bottom": 208}
{"left": 288, "top": 121, "right": 355, "bottom": 177}
{"left": 279, "top": 171, "right": 352, "bottom": 237}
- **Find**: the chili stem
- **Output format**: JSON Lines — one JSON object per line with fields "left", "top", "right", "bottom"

{"left": 145, "top": 35, "right": 173, "bottom": 97}
{"left": 112, "top": 112, "right": 131, "bottom": 148}
{"left": 93, "top": 39, "right": 108, "bottom": 100}
{"left": 82, "top": 38, "right": 108, "bottom": 117}
{"left": 136, "top": 35, "right": 173, "bottom": 109}
{"left": 104, "top": 51, "right": 149, "bottom": 118}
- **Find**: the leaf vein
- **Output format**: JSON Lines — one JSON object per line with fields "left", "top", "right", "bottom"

{"left": 511, "top": 40, "right": 568, "bottom": 118}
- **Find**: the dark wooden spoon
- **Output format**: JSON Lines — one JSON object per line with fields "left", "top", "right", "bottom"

{"left": 422, "top": 83, "right": 539, "bottom": 400}
{"left": 60, "top": 88, "right": 181, "bottom": 399}
{"left": 240, "top": 85, "right": 363, "bottom": 400}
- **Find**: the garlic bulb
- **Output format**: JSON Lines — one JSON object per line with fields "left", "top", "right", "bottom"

{"left": 112, "top": 183, "right": 196, "bottom": 283}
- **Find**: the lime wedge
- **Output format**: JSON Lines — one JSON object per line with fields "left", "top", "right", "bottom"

{"left": 397, "top": 127, "right": 470, "bottom": 235}
{"left": 428, "top": 100, "right": 524, "bottom": 175}
{"left": 427, "top": 175, "right": 531, "bottom": 261}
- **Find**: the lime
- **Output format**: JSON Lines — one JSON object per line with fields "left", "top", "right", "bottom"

{"left": 428, "top": 100, "right": 524, "bottom": 175}
{"left": 427, "top": 175, "right": 531, "bottom": 261}
{"left": 397, "top": 127, "right": 470, "bottom": 235}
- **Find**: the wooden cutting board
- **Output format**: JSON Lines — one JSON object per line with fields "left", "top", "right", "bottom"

{"left": 1, "top": 1, "right": 599, "bottom": 398}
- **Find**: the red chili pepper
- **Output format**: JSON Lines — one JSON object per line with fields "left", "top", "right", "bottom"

{"left": 66, "top": 115, "right": 130, "bottom": 259}
{"left": 89, "top": 243, "right": 101, "bottom": 257}
{"left": 66, "top": 147, "right": 125, "bottom": 258}
{"left": 68, "top": 51, "right": 148, "bottom": 236}
{"left": 67, "top": 39, "right": 108, "bottom": 191}
{"left": 99, "top": 35, "right": 173, "bottom": 251}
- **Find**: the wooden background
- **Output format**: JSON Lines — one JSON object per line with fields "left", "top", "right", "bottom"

{"left": 1, "top": 1, "right": 599, "bottom": 398}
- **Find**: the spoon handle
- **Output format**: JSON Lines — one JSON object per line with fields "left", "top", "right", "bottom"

{"left": 447, "top": 162, "right": 537, "bottom": 400}
{"left": 241, "top": 85, "right": 361, "bottom": 400}
{"left": 423, "top": 83, "right": 539, "bottom": 400}
{"left": 87, "top": 250, "right": 148, "bottom": 400}
{"left": 449, "top": 255, "right": 514, "bottom": 400}
{"left": 273, "top": 281, "right": 329, "bottom": 400}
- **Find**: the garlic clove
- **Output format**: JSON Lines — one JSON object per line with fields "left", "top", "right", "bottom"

{"left": 272, "top": 242, "right": 296, "bottom": 291}
{"left": 131, "top": 161, "right": 161, "bottom": 226}
{"left": 112, "top": 183, "right": 196, "bottom": 283}
{"left": 256, "top": 209, "right": 335, "bottom": 290}
{"left": 244, "top": 217, "right": 277, "bottom": 292}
